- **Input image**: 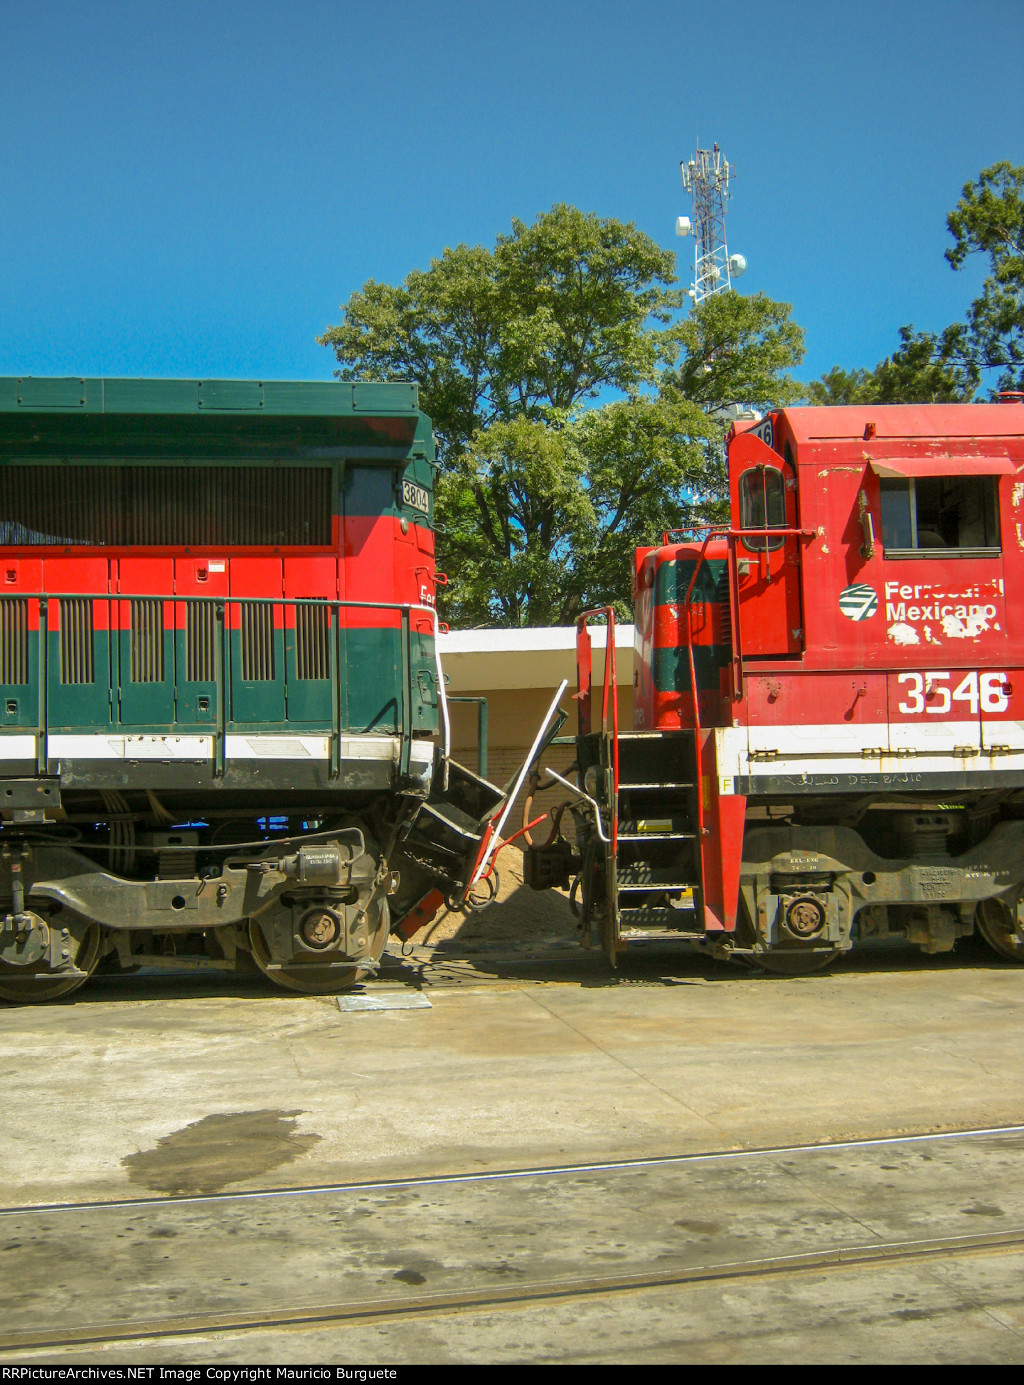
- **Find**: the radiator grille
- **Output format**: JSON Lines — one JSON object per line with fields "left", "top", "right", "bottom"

{"left": 0, "top": 598, "right": 28, "bottom": 685}
{"left": 129, "top": 599, "right": 164, "bottom": 683}
{"left": 240, "top": 604, "right": 275, "bottom": 682}
{"left": 295, "top": 604, "right": 330, "bottom": 680}
{"left": 60, "top": 598, "right": 94, "bottom": 685}
{"left": 186, "top": 602, "right": 216, "bottom": 682}
{"left": 0, "top": 467, "right": 332, "bottom": 547}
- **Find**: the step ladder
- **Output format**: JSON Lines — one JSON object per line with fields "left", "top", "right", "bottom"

{"left": 577, "top": 730, "right": 703, "bottom": 961}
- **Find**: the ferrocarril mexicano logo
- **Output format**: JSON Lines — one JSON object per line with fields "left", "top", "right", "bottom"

{"left": 838, "top": 583, "right": 879, "bottom": 621}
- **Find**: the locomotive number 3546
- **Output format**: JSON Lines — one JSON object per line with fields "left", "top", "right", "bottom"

{"left": 897, "top": 670, "right": 1010, "bottom": 715}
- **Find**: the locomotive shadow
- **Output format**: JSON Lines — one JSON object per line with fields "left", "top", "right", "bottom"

{"left": 380, "top": 925, "right": 1013, "bottom": 990}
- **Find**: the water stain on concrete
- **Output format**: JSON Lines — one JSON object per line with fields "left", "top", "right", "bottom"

{"left": 393, "top": 1269, "right": 427, "bottom": 1285}
{"left": 961, "top": 1203, "right": 1005, "bottom": 1217}
{"left": 122, "top": 1109, "right": 321, "bottom": 1195}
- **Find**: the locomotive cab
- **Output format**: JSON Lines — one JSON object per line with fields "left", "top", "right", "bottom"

{"left": 533, "top": 400, "right": 1024, "bottom": 973}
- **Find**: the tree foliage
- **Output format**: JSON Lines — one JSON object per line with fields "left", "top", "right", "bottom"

{"left": 806, "top": 326, "right": 974, "bottom": 405}
{"left": 320, "top": 206, "right": 805, "bottom": 626}
{"left": 438, "top": 397, "right": 716, "bottom": 626}
{"left": 942, "top": 161, "right": 1024, "bottom": 395}
{"left": 809, "top": 162, "right": 1024, "bottom": 403}
{"left": 318, "top": 205, "right": 682, "bottom": 467}
{"left": 665, "top": 290, "right": 806, "bottom": 412}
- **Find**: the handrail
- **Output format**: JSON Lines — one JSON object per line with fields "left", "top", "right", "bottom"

{"left": 3, "top": 592, "right": 444, "bottom": 780}
{"left": 575, "top": 607, "right": 620, "bottom": 856}
{"left": 676, "top": 524, "right": 812, "bottom": 840}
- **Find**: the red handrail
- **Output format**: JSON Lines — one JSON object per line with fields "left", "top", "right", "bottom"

{"left": 679, "top": 525, "right": 811, "bottom": 840}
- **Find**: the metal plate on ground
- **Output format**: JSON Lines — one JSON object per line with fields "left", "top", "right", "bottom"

{"left": 336, "top": 991, "right": 432, "bottom": 1012}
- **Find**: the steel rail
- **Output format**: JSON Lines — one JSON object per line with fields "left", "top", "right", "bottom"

{"left": 3, "top": 1121, "right": 1022, "bottom": 1220}
{"left": 4, "top": 1225, "right": 1024, "bottom": 1354}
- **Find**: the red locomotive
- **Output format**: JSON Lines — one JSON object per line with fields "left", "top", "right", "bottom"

{"left": 529, "top": 400, "right": 1024, "bottom": 972}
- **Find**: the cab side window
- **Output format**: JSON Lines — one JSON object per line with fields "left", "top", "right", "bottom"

{"left": 880, "top": 476, "right": 1000, "bottom": 556}
{"left": 739, "top": 466, "right": 787, "bottom": 551}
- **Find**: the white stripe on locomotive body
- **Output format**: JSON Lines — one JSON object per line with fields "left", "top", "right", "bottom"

{"left": 0, "top": 735, "right": 37, "bottom": 762}
{"left": 0, "top": 733, "right": 436, "bottom": 768}
{"left": 716, "top": 722, "right": 1024, "bottom": 794}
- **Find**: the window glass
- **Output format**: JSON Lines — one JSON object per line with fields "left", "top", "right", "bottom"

{"left": 880, "top": 475, "right": 1000, "bottom": 555}
{"left": 739, "top": 467, "right": 787, "bottom": 551}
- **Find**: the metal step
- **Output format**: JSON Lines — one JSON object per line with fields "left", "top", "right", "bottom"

{"left": 617, "top": 880, "right": 696, "bottom": 892}
{"left": 619, "top": 908, "right": 701, "bottom": 933}
{"left": 617, "top": 831, "right": 696, "bottom": 842}
{"left": 617, "top": 782, "right": 694, "bottom": 792}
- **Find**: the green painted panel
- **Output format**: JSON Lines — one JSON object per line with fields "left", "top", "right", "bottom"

{"left": 653, "top": 643, "right": 731, "bottom": 694}
{"left": 46, "top": 630, "right": 113, "bottom": 730}
{"left": 343, "top": 627, "right": 400, "bottom": 734}
{"left": 17, "top": 378, "right": 87, "bottom": 408}
{"left": 0, "top": 377, "right": 424, "bottom": 420}
{"left": 0, "top": 631, "right": 40, "bottom": 726}
{"left": 117, "top": 630, "right": 176, "bottom": 727}
{"left": 198, "top": 380, "right": 264, "bottom": 411}
{"left": 655, "top": 558, "right": 729, "bottom": 606}
{"left": 229, "top": 629, "right": 287, "bottom": 725}
{"left": 352, "top": 383, "right": 418, "bottom": 412}
{"left": 284, "top": 618, "right": 334, "bottom": 726}
{"left": 343, "top": 458, "right": 436, "bottom": 526}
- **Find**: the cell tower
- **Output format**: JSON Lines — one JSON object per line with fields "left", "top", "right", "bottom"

{"left": 676, "top": 143, "right": 746, "bottom": 303}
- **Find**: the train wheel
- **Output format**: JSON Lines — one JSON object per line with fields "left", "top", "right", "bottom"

{"left": 975, "top": 898, "right": 1024, "bottom": 964}
{"left": 248, "top": 898, "right": 391, "bottom": 995}
{"left": 755, "top": 948, "right": 840, "bottom": 976}
{"left": 0, "top": 918, "right": 102, "bottom": 1004}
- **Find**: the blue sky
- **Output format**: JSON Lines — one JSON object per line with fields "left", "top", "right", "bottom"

{"left": 1, "top": 0, "right": 1020, "bottom": 390}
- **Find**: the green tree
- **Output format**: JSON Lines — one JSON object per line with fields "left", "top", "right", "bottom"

{"left": 807, "top": 326, "right": 974, "bottom": 405}
{"left": 320, "top": 207, "right": 805, "bottom": 626}
{"left": 318, "top": 204, "right": 683, "bottom": 468}
{"left": 665, "top": 290, "right": 806, "bottom": 412}
{"left": 439, "top": 397, "right": 715, "bottom": 627}
{"left": 809, "top": 162, "right": 1024, "bottom": 403}
{"left": 942, "top": 161, "right": 1024, "bottom": 395}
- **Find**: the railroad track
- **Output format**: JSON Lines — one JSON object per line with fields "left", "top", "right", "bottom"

{"left": 4, "top": 1125, "right": 1024, "bottom": 1356}
{"left": 4, "top": 1122, "right": 1022, "bottom": 1221}
{"left": 4, "top": 1226, "right": 1024, "bottom": 1354}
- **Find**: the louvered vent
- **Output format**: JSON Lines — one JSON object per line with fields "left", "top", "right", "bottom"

{"left": 186, "top": 602, "right": 216, "bottom": 683}
{"left": 0, "top": 467, "right": 332, "bottom": 547}
{"left": 60, "top": 599, "right": 94, "bottom": 685}
{"left": 240, "top": 604, "right": 275, "bottom": 682}
{"left": 295, "top": 604, "right": 330, "bottom": 680}
{"left": 130, "top": 599, "right": 164, "bottom": 683}
{"left": 0, "top": 599, "right": 28, "bottom": 685}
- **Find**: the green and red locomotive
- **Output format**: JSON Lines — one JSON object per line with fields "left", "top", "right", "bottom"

{"left": 528, "top": 399, "right": 1024, "bottom": 972}
{"left": 0, "top": 377, "right": 551, "bottom": 1001}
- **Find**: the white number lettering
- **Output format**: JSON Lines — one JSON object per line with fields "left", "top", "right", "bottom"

{"left": 980, "top": 671, "right": 1010, "bottom": 713}
{"left": 898, "top": 669, "right": 1009, "bottom": 715}
{"left": 952, "top": 670, "right": 980, "bottom": 716}
{"left": 924, "top": 672, "right": 950, "bottom": 714}
{"left": 898, "top": 672, "right": 925, "bottom": 714}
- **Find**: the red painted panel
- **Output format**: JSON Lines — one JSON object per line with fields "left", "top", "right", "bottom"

{"left": 283, "top": 557, "right": 338, "bottom": 627}
{"left": 1, "top": 559, "right": 43, "bottom": 629}
{"left": 744, "top": 671, "right": 888, "bottom": 728}
{"left": 342, "top": 515, "right": 406, "bottom": 630}
{"left": 652, "top": 602, "right": 729, "bottom": 649}
{"left": 229, "top": 557, "right": 283, "bottom": 629}
{"left": 173, "top": 558, "right": 227, "bottom": 631}
{"left": 41, "top": 557, "right": 110, "bottom": 629}
{"left": 697, "top": 730, "right": 745, "bottom": 933}
{"left": 115, "top": 558, "right": 174, "bottom": 629}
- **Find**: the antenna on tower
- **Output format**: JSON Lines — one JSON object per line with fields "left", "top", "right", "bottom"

{"left": 676, "top": 142, "right": 746, "bottom": 303}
